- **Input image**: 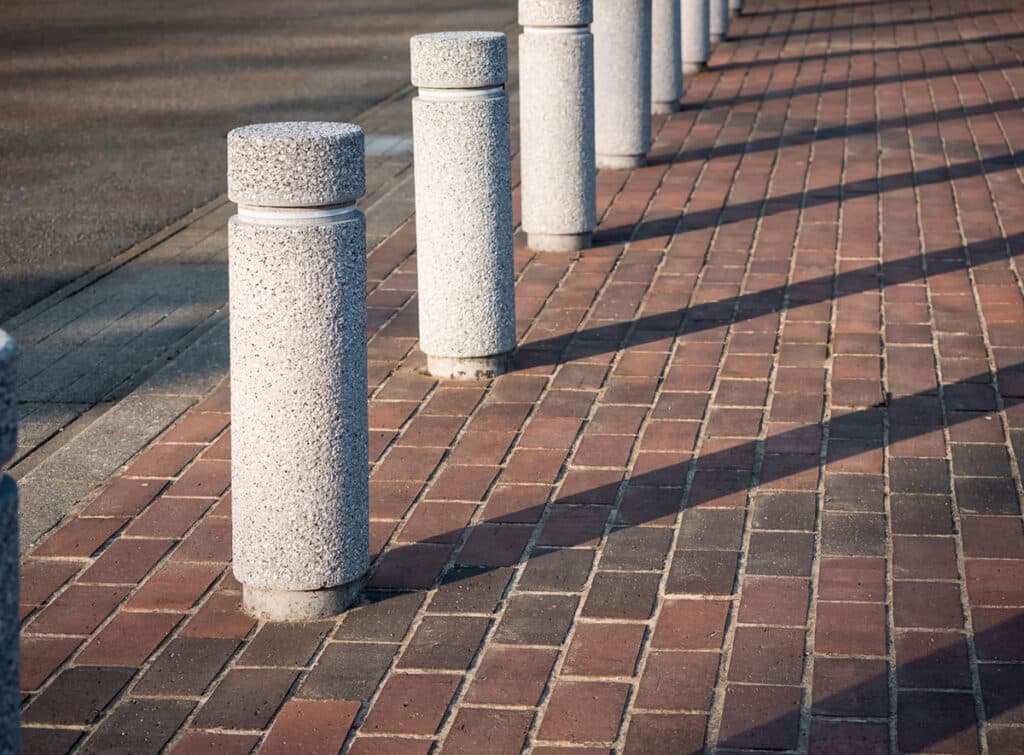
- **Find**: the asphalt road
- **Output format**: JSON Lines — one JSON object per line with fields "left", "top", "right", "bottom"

{"left": 0, "top": 0, "right": 516, "bottom": 321}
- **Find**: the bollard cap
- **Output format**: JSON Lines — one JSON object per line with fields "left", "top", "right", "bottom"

{"left": 410, "top": 31, "right": 508, "bottom": 89}
{"left": 0, "top": 331, "right": 15, "bottom": 467}
{"left": 519, "top": 0, "right": 592, "bottom": 26}
{"left": 227, "top": 122, "right": 365, "bottom": 208}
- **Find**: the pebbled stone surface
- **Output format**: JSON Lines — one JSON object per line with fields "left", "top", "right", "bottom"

{"left": 519, "top": 25, "right": 596, "bottom": 239}
{"left": 229, "top": 218, "right": 369, "bottom": 591}
{"left": 593, "top": 0, "right": 653, "bottom": 161}
{"left": 227, "top": 122, "right": 365, "bottom": 208}
{"left": 519, "top": 0, "right": 592, "bottom": 27}
{"left": 412, "top": 95, "right": 515, "bottom": 360}
{"left": 410, "top": 32, "right": 508, "bottom": 89}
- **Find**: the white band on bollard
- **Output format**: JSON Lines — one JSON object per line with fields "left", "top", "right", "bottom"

{"left": 236, "top": 202, "right": 358, "bottom": 226}
{"left": 523, "top": 25, "right": 590, "bottom": 35}
{"left": 417, "top": 86, "right": 505, "bottom": 101}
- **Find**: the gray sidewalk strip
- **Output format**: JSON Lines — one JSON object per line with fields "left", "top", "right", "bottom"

{"left": 10, "top": 23, "right": 522, "bottom": 554}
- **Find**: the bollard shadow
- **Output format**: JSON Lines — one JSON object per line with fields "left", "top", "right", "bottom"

{"left": 713, "top": 612, "right": 1024, "bottom": 752}
{"left": 728, "top": 8, "right": 1007, "bottom": 41}
{"left": 709, "top": 31, "right": 1024, "bottom": 72}
{"left": 695, "top": 65, "right": 1019, "bottom": 114}
{"left": 641, "top": 98, "right": 1023, "bottom": 169}
{"left": 363, "top": 364, "right": 1024, "bottom": 750}
{"left": 591, "top": 153, "right": 1023, "bottom": 249}
{"left": 740, "top": 0, "right": 893, "bottom": 17}
{"left": 512, "top": 232, "right": 1024, "bottom": 369}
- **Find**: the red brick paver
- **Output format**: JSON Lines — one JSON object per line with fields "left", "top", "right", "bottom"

{"left": 18, "top": 0, "right": 1024, "bottom": 751}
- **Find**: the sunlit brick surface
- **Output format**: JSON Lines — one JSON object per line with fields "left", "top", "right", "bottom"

{"left": 19, "top": 0, "right": 1024, "bottom": 751}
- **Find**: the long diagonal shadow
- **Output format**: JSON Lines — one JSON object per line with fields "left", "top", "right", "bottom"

{"left": 365, "top": 364, "right": 1024, "bottom": 749}
{"left": 716, "top": 614, "right": 1024, "bottom": 752}
{"left": 514, "top": 232, "right": 1024, "bottom": 367}
{"left": 695, "top": 70, "right": 1019, "bottom": 120}
{"left": 589, "top": 153, "right": 1022, "bottom": 248}
{"left": 731, "top": 8, "right": 1007, "bottom": 41}
{"left": 711, "top": 32, "right": 1024, "bottom": 72}
{"left": 742, "top": 0, "right": 897, "bottom": 16}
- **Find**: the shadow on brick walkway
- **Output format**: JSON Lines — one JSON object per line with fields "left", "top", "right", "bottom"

{"left": 17, "top": 0, "right": 1024, "bottom": 752}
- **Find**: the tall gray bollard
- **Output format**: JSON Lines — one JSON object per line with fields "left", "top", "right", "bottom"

{"left": 729, "top": 0, "right": 744, "bottom": 17}
{"left": 710, "top": 0, "right": 730, "bottom": 44}
{"left": 681, "top": 0, "right": 711, "bottom": 73}
{"left": 410, "top": 32, "right": 516, "bottom": 378}
{"left": 651, "top": 0, "right": 683, "bottom": 114}
{"left": 227, "top": 122, "right": 369, "bottom": 620}
{"left": 594, "top": 0, "right": 653, "bottom": 168}
{"left": 519, "top": 0, "right": 597, "bottom": 253}
{"left": 0, "top": 331, "right": 18, "bottom": 755}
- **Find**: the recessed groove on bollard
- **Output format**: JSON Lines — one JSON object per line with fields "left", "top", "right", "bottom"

{"left": 226, "top": 121, "right": 370, "bottom": 621}
{"left": 681, "top": 0, "right": 711, "bottom": 73}
{"left": 0, "top": 330, "right": 18, "bottom": 755}
{"left": 410, "top": 31, "right": 516, "bottom": 379}
{"left": 519, "top": 0, "right": 597, "bottom": 253}
{"left": 651, "top": 0, "right": 683, "bottom": 114}
{"left": 593, "top": 0, "right": 653, "bottom": 169}
{"left": 710, "top": 0, "right": 730, "bottom": 44}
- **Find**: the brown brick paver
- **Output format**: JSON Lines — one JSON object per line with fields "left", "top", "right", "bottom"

{"left": 17, "top": 0, "right": 1024, "bottom": 751}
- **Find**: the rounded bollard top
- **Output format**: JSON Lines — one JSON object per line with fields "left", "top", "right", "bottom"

{"left": 410, "top": 31, "right": 508, "bottom": 89}
{"left": 0, "top": 330, "right": 16, "bottom": 467}
{"left": 227, "top": 122, "right": 365, "bottom": 208}
{"left": 519, "top": 0, "right": 592, "bottom": 26}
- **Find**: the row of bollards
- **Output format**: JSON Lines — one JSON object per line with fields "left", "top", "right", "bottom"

{"left": 0, "top": 332, "right": 18, "bottom": 751}
{"left": 227, "top": 0, "right": 740, "bottom": 620}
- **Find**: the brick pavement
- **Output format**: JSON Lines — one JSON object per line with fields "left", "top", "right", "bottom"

{"left": 16, "top": 0, "right": 1024, "bottom": 751}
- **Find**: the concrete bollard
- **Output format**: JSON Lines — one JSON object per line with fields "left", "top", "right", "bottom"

{"left": 593, "top": 0, "right": 653, "bottom": 169}
{"left": 410, "top": 32, "right": 516, "bottom": 378}
{"left": 729, "top": 0, "right": 743, "bottom": 17}
{"left": 227, "top": 122, "right": 369, "bottom": 620}
{"left": 651, "top": 0, "right": 683, "bottom": 114}
{"left": 519, "top": 0, "right": 597, "bottom": 253}
{"left": 681, "top": 0, "right": 711, "bottom": 73}
{"left": 0, "top": 331, "right": 19, "bottom": 755}
{"left": 710, "top": 0, "right": 729, "bottom": 44}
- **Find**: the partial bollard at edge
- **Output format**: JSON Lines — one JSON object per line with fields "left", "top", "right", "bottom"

{"left": 730, "top": 0, "right": 744, "bottom": 17}
{"left": 227, "top": 122, "right": 369, "bottom": 621}
{"left": 681, "top": 0, "right": 711, "bottom": 74}
{"left": 410, "top": 32, "right": 517, "bottom": 378}
{"left": 651, "top": 0, "right": 683, "bottom": 114}
{"left": 710, "top": 0, "right": 730, "bottom": 44}
{"left": 594, "top": 0, "right": 653, "bottom": 169}
{"left": 519, "top": 0, "right": 597, "bottom": 253}
{"left": 0, "top": 331, "right": 19, "bottom": 755}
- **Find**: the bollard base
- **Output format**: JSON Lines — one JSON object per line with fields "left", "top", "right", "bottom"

{"left": 243, "top": 579, "right": 364, "bottom": 621}
{"left": 597, "top": 154, "right": 647, "bottom": 170}
{"left": 683, "top": 62, "right": 707, "bottom": 74}
{"left": 710, "top": 33, "right": 724, "bottom": 44}
{"left": 427, "top": 353, "right": 510, "bottom": 380}
{"left": 652, "top": 100, "right": 680, "bottom": 115}
{"left": 527, "top": 232, "right": 593, "bottom": 253}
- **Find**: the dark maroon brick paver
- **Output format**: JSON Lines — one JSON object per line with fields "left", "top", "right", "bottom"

{"left": 18, "top": 0, "right": 1024, "bottom": 750}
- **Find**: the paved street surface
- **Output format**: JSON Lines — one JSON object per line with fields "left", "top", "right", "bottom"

{"left": 16, "top": 0, "right": 1024, "bottom": 752}
{"left": 0, "top": 0, "right": 516, "bottom": 321}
